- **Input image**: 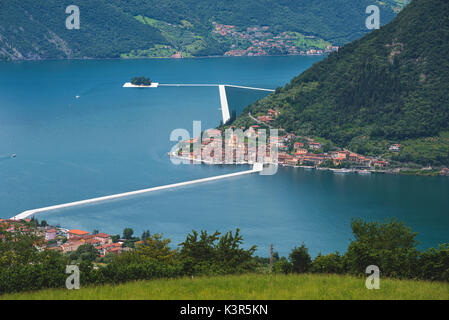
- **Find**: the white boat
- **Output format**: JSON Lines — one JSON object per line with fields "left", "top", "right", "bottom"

{"left": 333, "top": 168, "right": 353, "bottom": 174}
{"left": 358, "top": 169, "right": 371, "bottom": 175}
{"left": 11, "top": 154, "right": 16, "bottom": 158}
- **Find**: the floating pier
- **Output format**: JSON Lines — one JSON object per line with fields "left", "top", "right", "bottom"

{"left": 219, "top": 85, "right": 230, "bottom": 123}
{"left": 224, "top": 84, "right": 275, "bottom": 92}
{"left": 11, "top": 164, "right": 263, "bottom": 220}
{"left": 123, "top": 82, "right": 274, "bottom": 124}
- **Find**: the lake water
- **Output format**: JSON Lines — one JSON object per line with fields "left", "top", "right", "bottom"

{"left": 1, "top": 56, "right": 448, "bottom": 256}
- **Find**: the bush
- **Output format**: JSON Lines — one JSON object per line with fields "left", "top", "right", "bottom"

{"left": 273, "top": 257, "right": 292, "bottom": 274}
{"left": 418, "top": 244, "right": 449, "bottom": 282}
{"left": 179, "top": 229, "right": 257, "bottom": 276}
{"left": 311, "top": 252, "right": 345, "bottom": 274}
{"left": 95, "top": 260, "right": 183, "bottom": 285}
{"left": 0, "top": 250, "right": 68, "bottom": 294}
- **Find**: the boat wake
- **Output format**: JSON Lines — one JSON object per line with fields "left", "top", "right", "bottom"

{"left": 0, "top": 154, "right": 16, "bottom": 161}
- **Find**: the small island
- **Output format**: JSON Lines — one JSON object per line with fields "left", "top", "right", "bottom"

{"left": 123, "top": 76, "right": 159, "bottom": 88}
{"left": 131, "top": 76, "right": 152, "bottom": 86}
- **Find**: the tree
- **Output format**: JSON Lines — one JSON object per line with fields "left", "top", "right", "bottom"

{"left": 131, "top": 76, "right": 152, "bottom": 86}
{"left": 0, "top": 223, "right": 69, "bottom": 294}
{"left": 29, "top": 216, "right": 39, "bottom": 228}
{"left": 311, "top": 252, "right": 345, "bottom": 274}
{"left": 289, "top": 243, "right": 312, "bottom": 273}
{"left": 123, "top": 228, "right": 134, "bottom": 240}
{"left": 215, "top": 229, "right": 257, "bottom": 272}
{"left": 418, "top": 244, "right": 449, "bottom": 282}
{"left": 141, "top": 230, "right": 151, "bottom": 241}
{"left": 179, "top": 228, "right": 257, "bottom": 275}
{"left": 70, "top": 244, "right": 99, "bottom": 263}
{"left": 134, "top": 233, "right": 177, "bottom": 262}
{"left": 344, "top": 218, "right": 419, "bottom": 278}
{"left": 273, "top": 257, "right": 292, "bottom": 274}
{"left": 0, "top": 224, "right": 42, "bottom": 268}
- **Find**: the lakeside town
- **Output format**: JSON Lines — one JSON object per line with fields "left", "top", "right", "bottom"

{"left": 0, "top": 218, "right": 139, "bottom": 259}
{"left": 213, "top": 23, "right": 339, "bottom": 57}
{"left": 171, "top": 108, "right": 449, "bottom": 177}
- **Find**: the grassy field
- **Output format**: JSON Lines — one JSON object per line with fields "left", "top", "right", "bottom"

{"left": 1, "top": 274, "right": 448, "bottom": 300}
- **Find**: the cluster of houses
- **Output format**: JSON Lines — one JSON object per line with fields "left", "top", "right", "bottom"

{"left": 175, "top": 128, "right": 264, "bottom": 164}
{"left": 256, "top": 108, "right": 279, "bottom": 123}
{"left": 0, "top": 218, "right": 124, "bottom": 258}
{"left": 173, "top": 106, "right": 449, "bottom": 174}
{"left": 0, "top": 218, "right": 32, "bottom": 235}
{"left": 173, "top": 105, "right": 395, "bottom": 170}
{"left": 213, "top": 23, "right": 339, "bottom": 57}
{"left": 173, "top": 125, "right": 388, "bottom": 169}
{"left": 278, "top": 145, "right": 388, "bottom": 168}
{"left": 50, "top": 229, "right": 123, "bottom": 257}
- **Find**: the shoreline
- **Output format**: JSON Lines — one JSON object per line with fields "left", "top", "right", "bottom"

{"left": 168, "top": 154, "right": 448, "bottom": 177}
{"left": 0, "top": 53, "right": 327, "bottom": 63}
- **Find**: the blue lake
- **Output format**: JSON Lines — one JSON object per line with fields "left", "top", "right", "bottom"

{"left": 1, "top": 56, "right": 448, "bottom": 256}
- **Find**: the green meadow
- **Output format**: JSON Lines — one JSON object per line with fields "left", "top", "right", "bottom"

{"left": 2, "top": 274, "right": 448, "bottom": 300}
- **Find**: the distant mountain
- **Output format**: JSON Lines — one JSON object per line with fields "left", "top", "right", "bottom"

{"left": 0, "top": 0, "right": 407, "bottom": 60}
{"left": 232, "top": 0, "right": 449, "bottom": 166}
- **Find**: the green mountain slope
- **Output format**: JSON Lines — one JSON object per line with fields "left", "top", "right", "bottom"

{"left": 232, "top": 0, "right": 449, "bottom": 166}
{"left": 0, "top": 0, "right": 407, "bottom": 60}
{"left": 0, "top": 0, "right": 167, "bottom": 60}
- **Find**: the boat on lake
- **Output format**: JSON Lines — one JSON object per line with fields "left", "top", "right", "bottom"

{"left": 332, "top": 168, "right": 353, "bottom": 174}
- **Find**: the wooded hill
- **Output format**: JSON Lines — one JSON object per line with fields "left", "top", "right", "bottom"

{"left": 232, "top": 0, "right": 449, "bottom": 166}
{"left": 0, "top": 0, "right": 406, "bottom": 60}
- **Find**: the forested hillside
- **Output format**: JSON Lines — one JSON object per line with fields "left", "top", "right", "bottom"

{"left": 232, "top": 0, "right": 449, "bottom": 166}
{"left": 0, "top": 0, "right": 407, "bottom": 60}
{"left": 0, "top": 0, "right": 166, "bottom": 60}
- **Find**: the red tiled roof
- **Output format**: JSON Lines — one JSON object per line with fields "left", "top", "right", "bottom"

{"left": 95, "top": 233, "right": 111, "bottom": 238}
{"left": 68, "top": 229, "right": 89, "bottom": 236}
